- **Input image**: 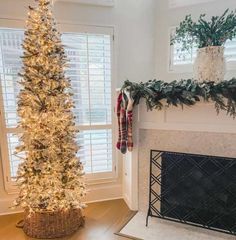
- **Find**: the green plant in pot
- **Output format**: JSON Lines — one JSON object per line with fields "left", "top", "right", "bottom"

{"left": 171, "top": 9, "right": 236, "bottom": 82}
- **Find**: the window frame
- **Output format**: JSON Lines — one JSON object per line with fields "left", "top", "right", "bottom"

{"left": 169, "top": 26, "right": 236, "bottom": 73}
{"left": 0, "top": 19, "right": 117, "bottom": 193}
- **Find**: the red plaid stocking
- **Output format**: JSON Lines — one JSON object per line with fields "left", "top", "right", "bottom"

{"left": 126, "top": 93, "right": 134, "bottom": 152}
{"left": 120, "top": 99, "right": 127, "bottom": 154}
{"left": 116, "top": 93, "right": 122, "bottom": 150}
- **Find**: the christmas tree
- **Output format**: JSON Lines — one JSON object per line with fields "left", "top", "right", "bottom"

{"left": 14, "top": 0, "right": 86, "bottom": 214}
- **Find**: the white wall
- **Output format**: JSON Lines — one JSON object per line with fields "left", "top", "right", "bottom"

{"left": 0, "top": 0, "right": 156, "bottom": 87}
{"left": 155, "top": 0, "right": 236, "bottom": 81}
{"left": 0, "top": 0, "right": 157, "bottom": 214}
{"left": 54, "top": 0, "right": 156, "bottom": 86}
{"left": 124, "top": 0, "right": 236, "bottom": 212}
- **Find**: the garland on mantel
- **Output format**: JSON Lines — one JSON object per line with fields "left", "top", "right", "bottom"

{"left": 116, "top": 78, "right": 236, "bottom": 154}
{"left": 121, "top": 78, "right": 236, "bottom": 117}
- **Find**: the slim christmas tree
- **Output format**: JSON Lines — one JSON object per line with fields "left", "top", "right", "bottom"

{"left": 14, "top": 0, "right": 86, "bottom": 215}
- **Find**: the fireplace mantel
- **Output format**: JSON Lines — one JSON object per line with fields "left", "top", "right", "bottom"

{"left": 137, "top": 100, "right": 236, "bottom": 133}
{"left": 122, "top": 99, "right": 236, "bottom": 212}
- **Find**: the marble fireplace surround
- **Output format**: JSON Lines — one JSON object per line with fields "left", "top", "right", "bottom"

{"left": 124, "top": 100, "right": 236, "bottom": 212}
{"left": 138, "top": 129, "right": 236, "bottom": 212}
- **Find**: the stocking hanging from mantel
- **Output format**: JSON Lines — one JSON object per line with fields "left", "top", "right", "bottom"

{"left": 116, "top": 90, "right": 134, "bottom": 154}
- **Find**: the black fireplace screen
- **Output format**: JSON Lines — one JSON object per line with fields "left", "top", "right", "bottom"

{"left": 146, "top": 150, "right": 236, "bottom": 235}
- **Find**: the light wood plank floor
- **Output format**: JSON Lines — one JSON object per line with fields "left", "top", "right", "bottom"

{"left": 0, "top": 199, "right": 134, "bottom": 240}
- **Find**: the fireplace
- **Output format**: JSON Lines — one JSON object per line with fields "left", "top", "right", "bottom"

{"left": 146, "top": 150, "right": 236, "bottom": 235}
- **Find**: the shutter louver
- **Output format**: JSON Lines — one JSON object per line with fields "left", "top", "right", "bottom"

{"left": 77, "top": 129, "right": 112, "bottom": 173}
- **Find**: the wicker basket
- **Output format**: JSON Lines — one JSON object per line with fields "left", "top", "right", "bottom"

{"left": 22, "top": 208, "right": 84, "bottom": 239}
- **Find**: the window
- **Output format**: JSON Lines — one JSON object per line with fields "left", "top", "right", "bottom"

{"left": 170, "top": 28, "right": 236, "bottom": 72}
{"left": 0, "top": 27, "right": 115, "bottom": 191}
{"left": 0, "top": 29, "right": 24, "bottom": 183}
{"left": 61, "top": 33, "right": 113, "bottom": 176}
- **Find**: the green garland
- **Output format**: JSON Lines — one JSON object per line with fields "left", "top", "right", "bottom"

{"left": 121, "top": 78, "right": 236, "bottom": 117}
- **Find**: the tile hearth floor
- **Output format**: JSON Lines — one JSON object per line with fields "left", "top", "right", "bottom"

{"left": 0, "top": 199, "right": 133, "bottom": 240}
{"left": 120, "top": 212, "right": 236, "bottom": 240}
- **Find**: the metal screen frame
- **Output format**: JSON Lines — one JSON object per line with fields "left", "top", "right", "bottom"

{"left": 146, "top": 150, "right": 236, "bottom": 236}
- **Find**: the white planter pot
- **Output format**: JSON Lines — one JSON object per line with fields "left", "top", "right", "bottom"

{"left": 194, "top": 46, "right": 226, "bottom": 82}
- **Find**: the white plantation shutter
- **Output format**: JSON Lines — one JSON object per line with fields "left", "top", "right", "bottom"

{"left": 225, "top": 39, "right": 236, "bottom": 62}
{"left": 0, "top": 28, "right": 114, "bottom": 185}
{"left": 171, "top": 32, "right": 236, "bottom": 70}
{"left": 7, "top": 133, "right": 22, "bottom": 178}
{"left": 172, "top": 41, "right": 196, "bottom": 65}
{"left": 62, "top": 33, "right": 113, "bottom": 174}
{"left": 0, "top": 29, "right": 23, "bottom": 128}
{"left": 62, "top": 33, "right": 112, "bottom": 126}
{"left": 0, "top": 29, "right": 24, "bottom": 180}
{"left": 77, "top": 129, "right": 112, "bottom": 173}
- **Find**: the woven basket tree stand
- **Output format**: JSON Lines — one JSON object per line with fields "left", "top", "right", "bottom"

{"left": 17, "top": 208, "right": 85, "bottom": 239}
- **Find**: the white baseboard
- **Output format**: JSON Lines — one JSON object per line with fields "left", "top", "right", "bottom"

{"left": 85, "top": 197, "right": 123, "bottom": 204}
{"left": 0, "top": 183, "right": 123, "bottom": 215}
{"left": 123, "top": 193, "right": 132, "bottom": 210}
{"left": 0, "top": 198, "right": 20, "bottom": 216}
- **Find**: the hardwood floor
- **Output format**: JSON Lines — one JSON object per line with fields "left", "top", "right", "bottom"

{"left": 0, "top": 199, "right": 134, "bottom": 240}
